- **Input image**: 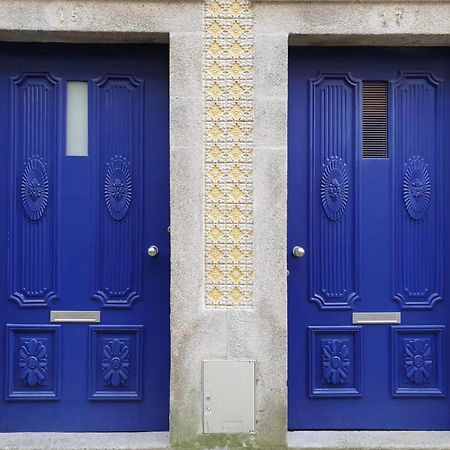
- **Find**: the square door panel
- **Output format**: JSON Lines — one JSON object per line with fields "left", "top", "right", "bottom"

{"left": 391, "top": 326, "right": 445, "bottom": 397}
{"left": 89, "top": 325, "right": 143, "bottom": 400}
{"left": 309, "top": 326, "right": 362, "bottom": 397}
{"left": 6, "top": 325, "right": 61, "bottom": 400}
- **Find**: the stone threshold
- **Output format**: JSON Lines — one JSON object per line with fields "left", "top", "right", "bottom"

{"left": 0, "top": 432, "right": 169, "bottom": 449}
{"left": 288, "top": 431, "right": 450, "bottom": 450}
{"left": 0, "top": 431, "right": 450, "bottom": 449}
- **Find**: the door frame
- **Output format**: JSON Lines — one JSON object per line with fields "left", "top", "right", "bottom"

{"left": 0, "top": 0, "right": 204, "bottom": 444}
{"left": 253, "top": 0, "right": 450, "bottom": 442}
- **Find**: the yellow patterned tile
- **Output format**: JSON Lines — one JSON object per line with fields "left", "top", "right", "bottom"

{"left": 229, "top": 103, "right": 244, "bottom": 120}
{"left": 229, "top": 206, "right": 243, "bottom": 222}
{"left": 229, "top": 166, "right": 244, "bottom": 182}
{"left": 209, "top": 246, "right": 224, "bottom": 262}
{"left": 209, "top": 266, "right": 224, "bottom": 283}
{"left": 228, "top": 21, "right": 244, "bottom": 38}
{"left": 230, "top": 288, "right": 243, "bottom": 303}
{"left": 229, "top": 144, "right": 244, "bottom": 161}
{"left": 228, "top": 185, "right": 244, "bottom": 202}
{"left": 209, "top": 226, "right": 224, "bottom": 243}
{"left": 208, "top": 145, "right": 223, "bottom": 162}
{"left": 208, "top": 205, "right": 223, "bottom": 222}
{"left": 208, "top": 21, "right": 224, "bottom": 38}
{"left": 208, "top": 165, "right": 223, "bottom": 182}
{"left": 229, "top": 1, "right": 244, "bottom": 17}
{"left": 230, "top": 82, "right": 245, "bottom": 99}
{"left": 207, "top": 82, "right": 223, "bottom": 99}
{"left": 229, "top": 226, "right": 243, "bottom": 243}
{"left": 207, "top": 104, "right": 224, "bottom": 121}
{"left": 229, "top": 246, "right": 244, "bottom": 262}
{"left": 208, "top": 287, "right": 224, "bottom": 304}
{"left": 208, "top": 62, "right": 223, "bottom": 79}
{"left": 229, "top": 267, "right": 243, "bottom": 283}
{"left": 208, "top": 41, "right": 224, "bottom": 58}
{"left": 228, "top": 124, "right": 244, "bottom": 141}
{"left": 229, "top": 62, "right": 244, "bottom": 78}
{"left": 228, "top": 42, "right": 244, "bottom": 58}
{"left": 208, "top": 124, "right": 224, "bottom": 141}
{"left": 207, "top": 1, "right": 223, "bottom": 17}
{"left": 208, "top": 186, "right": 224, "bottom": 202}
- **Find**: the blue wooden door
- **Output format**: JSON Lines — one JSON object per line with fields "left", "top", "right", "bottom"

{"left": 288, "top": 48, "right": 450, "bottom": 430}
{"left": 0, "top": 44, "right": 169, "bottom": 431}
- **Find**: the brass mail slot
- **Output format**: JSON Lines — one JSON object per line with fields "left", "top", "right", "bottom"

{"left": 352, "top": 312, "right": 401, "bottom": 324}
{"left": 50, "top": 311, "right": 100, "bottom": 323}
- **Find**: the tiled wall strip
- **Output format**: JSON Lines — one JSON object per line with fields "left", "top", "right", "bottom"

{"left": 204, "top": 0, "right": 253, "bottom": 308}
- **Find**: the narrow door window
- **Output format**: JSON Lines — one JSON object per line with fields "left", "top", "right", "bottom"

{"left": 66, "top": 81, "right": 88, "bottom": 156}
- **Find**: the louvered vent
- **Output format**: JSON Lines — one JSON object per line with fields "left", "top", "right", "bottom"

{"left": 362, "top": 81, "right": 388, "bottom": 158}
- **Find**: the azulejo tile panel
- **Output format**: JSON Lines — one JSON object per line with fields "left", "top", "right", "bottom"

{"left": 204, "top": 0, "right": 253, "bottom": 308}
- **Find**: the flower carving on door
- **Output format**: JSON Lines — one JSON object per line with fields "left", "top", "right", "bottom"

{"left": 19, "top": 338, "right": 48, "bottom": 386}
{"left": 102, "top": 339, "right": 130, "bottom": 386}
{"left": 105, "top": 156, "right": 132, "bottom": 221}
{"left": 320, "top": 159, "right": 349, "bottom": 221}
{"left": 21, "top": 159, "right": 49, "bottom": 221}
{"left": 322, "top": 339, "right": 350, "bottom": 384}
{"left": 403, "top": 157, "right": 431, "bottom": 221}
{"left": 404, "top": 338, "right": 432, "bottom": 384}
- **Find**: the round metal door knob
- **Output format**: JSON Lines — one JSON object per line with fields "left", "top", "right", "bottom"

{"left": 292, "top": 246, "right": 305, "bottom": 258}
{"left": 147, "top": 245, "right": 159, "bottom": 257}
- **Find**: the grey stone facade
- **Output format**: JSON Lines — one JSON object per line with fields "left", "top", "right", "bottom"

{"left": 0, "top": 0, "right": 450, "bottom": 448}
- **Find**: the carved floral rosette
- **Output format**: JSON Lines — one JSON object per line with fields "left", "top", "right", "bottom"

{"left": 403, "top": 157, "right": 431, "bottom": 221}
{"left": 21, "top": 158, "right": 49, "bottom": 221}
{"left": 404, "top": 338, "right": 432, "bottom": 384}
{"left": 102, "top": 339, "right": 130, "bottom": 386}
{"left": 19, "top": 338, "right": 48, "bottom": 386}
{"left": 104, "top": 156, "right": 132, "bottom": 221}
{"left": 320, "top": 159, "right": 349, "bottom": 221}
{"left": 322, "top": 339, "right": 350, "bottom": 385}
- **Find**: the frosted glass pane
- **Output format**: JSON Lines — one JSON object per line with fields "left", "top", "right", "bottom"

{"left": 66, "top": 81, "right": 88, "bottom": 156}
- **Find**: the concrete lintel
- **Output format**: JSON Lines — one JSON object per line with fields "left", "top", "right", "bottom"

{"left": 254, "top": 1, "right": 450, "bottom": 36}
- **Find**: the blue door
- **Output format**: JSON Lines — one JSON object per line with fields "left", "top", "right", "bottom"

{"left": 0, "top": 44, "right": 169, "bottom": 431}
{"left": 288, "top": 48, "right": 450, "bottom": 430}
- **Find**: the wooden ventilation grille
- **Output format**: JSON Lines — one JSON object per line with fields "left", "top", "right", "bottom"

{"left": 362, "top": 81, "right": 388, "bottom": 158}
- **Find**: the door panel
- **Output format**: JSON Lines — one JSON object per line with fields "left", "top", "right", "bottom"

{"left": 310, "top": 73, "right": 360, "bottom": 309}
{"left": 392, "top": 73, "right": 443, "bottom": 308}
{"left": 92, "top": 74, "right": 144, "bottom": 308}
{"left": 288, "top": 47, "right": 450, "bottom": 430}
{"left": 10, "top": 73, "right": 60, "bottom": 307}
{"left": 0, "top": 44, "right": 169, "bottom": 431}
